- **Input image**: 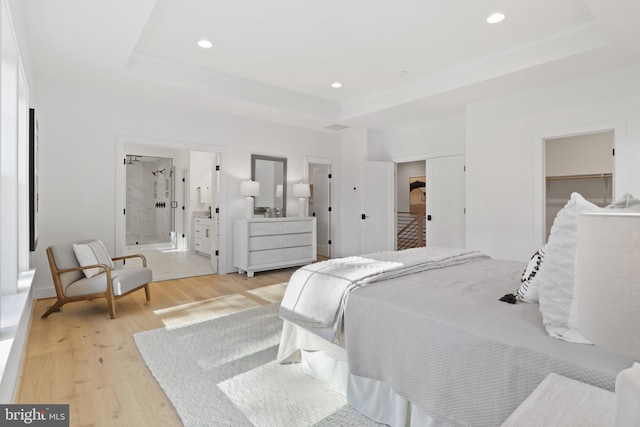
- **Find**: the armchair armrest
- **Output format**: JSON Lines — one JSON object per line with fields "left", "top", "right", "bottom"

{"left": 56, "top": 264, "right": 111, "bottom": 274}
{"left": 112, "top": 254, "right": 147, "bottom": 267}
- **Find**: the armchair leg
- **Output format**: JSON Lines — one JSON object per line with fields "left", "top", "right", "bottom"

{"left": 106, "top": 294, "right": 116, "bottom": 319}
{"left": 144, "top": 284, "right": 151, "bottom": 301}
{"left": 41, "top": 300, "right": 65, "bottom": 319}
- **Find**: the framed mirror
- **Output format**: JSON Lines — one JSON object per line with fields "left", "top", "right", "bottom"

{"left": 251, "top": 154, "right": 287, "bottom": 217}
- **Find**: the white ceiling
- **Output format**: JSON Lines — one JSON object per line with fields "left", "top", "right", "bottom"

{"left": 16, "top": 0, "right": 640, "bottom": 131}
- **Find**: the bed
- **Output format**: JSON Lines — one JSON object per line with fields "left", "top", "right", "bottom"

{"left": 277, "top": 247, "right": 635, "bottom": 426}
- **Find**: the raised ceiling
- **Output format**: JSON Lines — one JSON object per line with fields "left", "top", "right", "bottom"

{"left": 17, "top": 0, "right": 640, "bottom": 131}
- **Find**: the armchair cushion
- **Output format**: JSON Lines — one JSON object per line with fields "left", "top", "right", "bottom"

{"left": 73, "top": 240, "right": 115, "bottom": 278}
{"left": 50, "top": 243, "right": 84, "bottom": 288}
{"left": 64, "top": 267, "right": 153, "bottom": 297}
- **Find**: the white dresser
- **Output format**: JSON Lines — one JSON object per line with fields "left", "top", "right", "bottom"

{"left": 193, "top": 216, "right": 212, "bottom": 256}
{"left": 233, "top": 217, "right": 317, "bottom": 277}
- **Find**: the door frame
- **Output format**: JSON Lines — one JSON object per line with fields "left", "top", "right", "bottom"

{"left": 115, "top": 136, "right": 229, "bottom": 274}
{"left": 304, "top": 156, "right": 337, "bottom": 258}
{"left": 534, "top": 120, "right": 625, "bottom": 248}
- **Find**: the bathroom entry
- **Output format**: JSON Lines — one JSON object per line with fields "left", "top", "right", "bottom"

{"left": 126, "top": 155, "right": 176, "bottom": 247}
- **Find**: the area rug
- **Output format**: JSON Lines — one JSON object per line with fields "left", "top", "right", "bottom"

{"left": 134, "top": 303, "right": 380, "bottom": 426}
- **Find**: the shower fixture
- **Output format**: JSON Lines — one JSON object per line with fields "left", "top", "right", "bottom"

{"left": 126, "top": 155, "right": 141, "bottom": 165}
{"left": 151, "top": 169, "right": 166, "bottom": 176}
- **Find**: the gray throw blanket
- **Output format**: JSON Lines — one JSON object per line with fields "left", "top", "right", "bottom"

{"left": 279, "top": 247, "right": 488, "bottom": 343}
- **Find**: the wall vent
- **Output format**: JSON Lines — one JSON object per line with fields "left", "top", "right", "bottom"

{"left": 325, "top": 123, "right": 349, "bottom": 131}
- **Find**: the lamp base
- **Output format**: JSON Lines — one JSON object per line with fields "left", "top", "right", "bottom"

{"left": 298, "top": 198, "right": 306, "bottom": 217}
{"left": 245, "top": 197, "right": 254, "bottom": 218}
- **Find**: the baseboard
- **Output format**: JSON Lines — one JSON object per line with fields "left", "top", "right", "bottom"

{"left": 33, "top": 286, "right": 56, "bottom": 300}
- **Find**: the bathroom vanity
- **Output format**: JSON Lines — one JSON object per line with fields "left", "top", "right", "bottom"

{"left": 193, "top": 216, "right": 212, "bottom": 256}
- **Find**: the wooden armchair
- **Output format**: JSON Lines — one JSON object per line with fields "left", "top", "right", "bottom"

{"left": 43, "top": 241, "right": 152, "bottom": 319}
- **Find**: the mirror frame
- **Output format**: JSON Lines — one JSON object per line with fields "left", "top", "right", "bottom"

{"left": 251, "top": 154, "right": 287, "bottom": 217}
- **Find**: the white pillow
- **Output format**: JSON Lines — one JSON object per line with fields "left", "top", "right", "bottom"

{"left": 538, "top": 192, "right": 640, "bottom": 342}
{"left": 516, "top": 245, "right": 546, "bottom": 303}
{"left": 537, "top": 193, "right": 600, "bottom": 343}
{"left": 605, "top": 192, "right": 640, "bottom": 211}
{"left": 72, "top": 240, "right": 115, "bottom": 278}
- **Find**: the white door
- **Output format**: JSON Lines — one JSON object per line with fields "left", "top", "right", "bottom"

{"left": 425, "top": 155, "right": 466, "bottom": 248}
{"left": 312, "top": 167, "right": 331, "bottom": 258}
{"left": 361, "top": 161, "right": 395, "bottom": 253}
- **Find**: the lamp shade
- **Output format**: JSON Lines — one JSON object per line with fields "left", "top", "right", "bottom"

{"left": 240, "top": 180, "right": 260, "bottom": 197}
{"left": 293, "top": 183, "right": 311, "bottom": 198}
{"left": 275, "top": 184, "right": 283, "bottom": 198}
{"left": 575, "top": 212, "right": 640, "bottom": 361}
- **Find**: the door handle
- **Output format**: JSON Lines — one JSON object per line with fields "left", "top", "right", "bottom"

{"left": 427, "top": 215, "right": 432, "bottom": 221}
{"left": 361, "top": 214, "right": 366, "bottom": 220}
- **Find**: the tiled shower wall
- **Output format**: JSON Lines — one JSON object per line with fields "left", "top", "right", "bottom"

{"left": 126, "top": 157, "right": 173, "bottom": 245}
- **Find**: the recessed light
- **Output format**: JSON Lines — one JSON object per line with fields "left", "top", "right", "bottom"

{"left": 486, "top": 12, "right": 506, "bottom": 24}
{"left": 197, "top": 39, "right": 213, "bottom": 49}
{"left": 331, "top": 82, "right": 342, "bottom": 88}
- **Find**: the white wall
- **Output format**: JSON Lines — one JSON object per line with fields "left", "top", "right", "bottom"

{"left": 190, "top": 151, "right": 217, "bottom": 215}
{"left": 383, "top": 115, "right": 466, "bottom": 162}
{"left": 466, "top": 64, "right": 640, "bottom": 261}
{"left": 337, "top": 129, "right": 368, "bottom": 256}
{"left": 32, "top": 77, "right": 341, "bottom": 296}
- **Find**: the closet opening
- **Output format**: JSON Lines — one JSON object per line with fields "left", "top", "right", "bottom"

{"left": 544, "top": 130, "right": 614, "bottom": 241}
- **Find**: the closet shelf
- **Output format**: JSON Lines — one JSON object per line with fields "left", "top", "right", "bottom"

{"left": 546, "top": 173, "right": 612, "bottom": 182}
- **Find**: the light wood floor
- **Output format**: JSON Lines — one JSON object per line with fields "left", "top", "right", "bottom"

{"left": 17, "top": 269, "right": 295, "bottom": 427}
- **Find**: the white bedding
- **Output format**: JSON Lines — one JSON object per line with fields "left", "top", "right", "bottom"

{"left": 278, "top": 256, "right": 634, "bottom": 426}
{"left": 279, "top": 246, "right": 487, "bottom": 343}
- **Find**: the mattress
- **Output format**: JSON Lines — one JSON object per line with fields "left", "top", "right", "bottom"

{"left": 343, "top": 258, "right": 634, "bottom": 426}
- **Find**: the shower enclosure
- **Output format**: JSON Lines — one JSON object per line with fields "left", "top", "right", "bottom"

{"left": 126, "top": 155, "right": 176, "bottom": 247}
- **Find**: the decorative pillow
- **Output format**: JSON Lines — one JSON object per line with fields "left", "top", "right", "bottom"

{"left": 537, "top": 193, "right": 600, "bottom": 343}
{"left": 516, "top": 245, "right": 546, "bottom": 302}
{"left": 72, "top": 240, "right": 115, "bottom": 278}
{"left": 605, "top": 193, "right": 640, "bottom": 212}
{"left": 538, "top": 192, "right": 640, "bottom": 343}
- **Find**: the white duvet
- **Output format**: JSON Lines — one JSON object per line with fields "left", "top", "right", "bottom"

{"left": 279, "top": 246, "right": 487, "bottom": 343}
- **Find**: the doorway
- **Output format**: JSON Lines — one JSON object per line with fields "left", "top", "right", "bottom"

{"left": 309, "top": 163, "right": 332, "bottom": 258}
{"left": 395, "top": 155, "right": 466, "bottom": 250}
{"left": 116, "top": 137, "right": 228, "bottom": 280}
{"left": 544, "top": 131, "right": 614, "bottom": 240}
{"left": 397, "top": 161, "right": 426, "bottom": 250}
{"left": 125, "top": 155, "right": 176, "bottom": 248}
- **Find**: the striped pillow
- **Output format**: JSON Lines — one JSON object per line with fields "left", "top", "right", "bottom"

{"left": 73, "top": 240, "right": 115, "bottom": 278}
{"left": 516, "top": 245, "right": 546, "bottom": 302}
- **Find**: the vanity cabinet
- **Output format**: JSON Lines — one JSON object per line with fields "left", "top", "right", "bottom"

{"left": 233, "top": 217, "right": 316, "bottom": 277}
{"left": 193, "top": 217, "right": 212, "bottom": 255}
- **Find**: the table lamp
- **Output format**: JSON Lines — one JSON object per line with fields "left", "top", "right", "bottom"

{"left": 293, "top": 183, "right": 311, "bottom": 217}
{"left": 240, "top": 180, "right": 260, "bottom": 218}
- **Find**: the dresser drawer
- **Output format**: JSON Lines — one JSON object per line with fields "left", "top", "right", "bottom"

{"left": 194, "top": 224, "right": 209, "bottom": 238}
{"left": 194, "top": 217, "right": 212, "bottom": 226}
{"left": 249, "top": 222, "right": 283, "bottom": 236}
{"left": 283, "top": 246, "right": 312, "bottom": 261}
{"left": 283, "top": 233, "right": 312, "bottom": 248}
{"left": 249, "top": 249, "right": 283, "bottom": 265}
{"left": 234, "top": 217, "right": 316, "bottom": 277}
{"left": 249, "top": 235, "right": 283, "bottom": 251}
{"left": 283, "top": 220, "right": 313, "bottom": 234}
